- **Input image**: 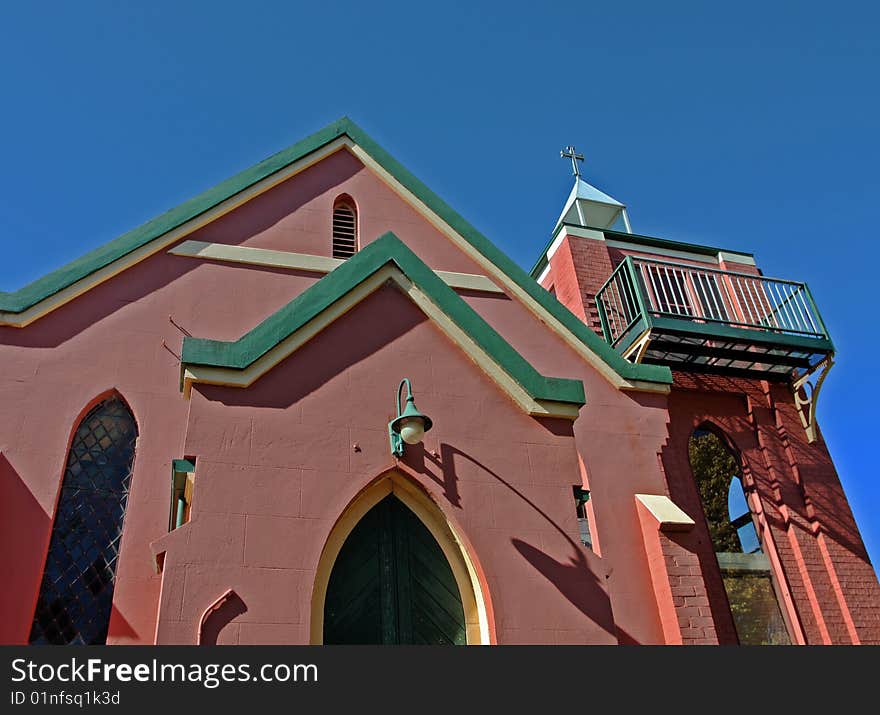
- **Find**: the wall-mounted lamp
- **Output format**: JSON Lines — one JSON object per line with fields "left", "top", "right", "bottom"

{"left": 389, "top": 378, "right": 433, "bottom": 457}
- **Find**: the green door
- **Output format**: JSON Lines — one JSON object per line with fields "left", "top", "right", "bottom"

{"left": 324, "top": 494, "right": 466, "bottom": 644}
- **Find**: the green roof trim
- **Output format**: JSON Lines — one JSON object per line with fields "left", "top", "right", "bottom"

{"left": 182, "top": 232, "right": 587, "bottom": 406}
{"left": 529, "top": 223, "right": 756, "bottom": 279}
{"left": 331, "top": 124, "right": 670, "bottom": 385}
{"left": 2, "top": 116, "right": 670, "bottom": 385}
{"left": 0, "top": 118, "right": 354, "bottom": 314}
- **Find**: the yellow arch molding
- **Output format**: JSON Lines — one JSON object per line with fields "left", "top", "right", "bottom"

{"left": 310, "top": 471, "right": 494, "bottom": 645}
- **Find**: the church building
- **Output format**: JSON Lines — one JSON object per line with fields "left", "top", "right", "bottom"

{"left": 1, "top": 118, "right": 877, "bottom": 645}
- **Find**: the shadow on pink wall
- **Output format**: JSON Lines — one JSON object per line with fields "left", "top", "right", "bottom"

{"left": 198, "top": 285, "right": 427, "bottom": 409}
{"left": 407, "top": 440, "right": 621, "bottom": 642}
{"left": 199, "top": 591, "right": 248, "bottom": 646}
{"left": 0, "top": 452, "right": 49, "bottom": 644}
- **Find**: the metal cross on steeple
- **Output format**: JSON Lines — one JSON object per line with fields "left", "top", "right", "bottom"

{"left": 560, "top": 145, "right": 584, "bottom": 178}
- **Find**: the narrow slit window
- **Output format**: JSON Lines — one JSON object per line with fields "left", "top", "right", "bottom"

{"left": 170, "top": 458, "right": 196, "bottom": 531}
{"left": 332, "top": 200, "right": 358, "bottom": 259}
{"left": 573, "top": 486, "right": 592, "bottom": 550}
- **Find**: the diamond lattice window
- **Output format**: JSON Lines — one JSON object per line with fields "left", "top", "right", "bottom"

{"left": 29, "top": 397, "right": 138, "bottom": 645}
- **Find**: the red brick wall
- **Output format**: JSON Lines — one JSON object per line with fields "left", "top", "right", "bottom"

{"left": 661, "top": 530, "right": 719, "bottom": 644}
{"left": 539, "top": 232, "right": 614, "bottom": 336}
{"left": 662, "top": 372, "right": 880, "bottom": 644}
{"left": 636, "top": 497, "right": 720, "bottom": 645}
{"left": 546, "top": 230, "right": 880, "bottom": 644}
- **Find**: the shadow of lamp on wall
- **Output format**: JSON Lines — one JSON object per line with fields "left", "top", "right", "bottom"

{"left": 389, "top": 378, "right": 433, "bottom": 457}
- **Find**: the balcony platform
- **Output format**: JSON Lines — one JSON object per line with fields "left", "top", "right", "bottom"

{"left": 597, "top": 257, "right": 834, "bottom": 380}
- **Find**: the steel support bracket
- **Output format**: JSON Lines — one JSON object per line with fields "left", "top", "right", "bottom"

{"left": 793, "top": 354, "right": 834, "bottom": 443}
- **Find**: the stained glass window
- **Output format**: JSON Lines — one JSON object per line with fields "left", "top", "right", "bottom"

{"left": 29, "top": 397, "right": 138, "bottom": 645}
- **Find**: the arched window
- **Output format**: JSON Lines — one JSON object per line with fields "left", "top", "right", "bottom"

{"left": 29, "top": 396, "right": 138, "bottom": 645}
{"left": 688, "top": 428, "right": 791, "bottom": 645}
{"left": 332, "top": 198, "right": 358, "bottom": 259}
{"left": 727, "top": 475, "right": 761, "bottom": 554}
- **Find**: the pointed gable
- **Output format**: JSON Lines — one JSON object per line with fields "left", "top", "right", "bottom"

{"left": 0, "top": 118, "right": 670, "bottom": 390}
{"left": 181, "top": 233, "right": 585, "bottom": 419}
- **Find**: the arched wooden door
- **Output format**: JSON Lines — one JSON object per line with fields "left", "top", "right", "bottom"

{"left": 323, "top": 494, "right": 466, "bottom": 644}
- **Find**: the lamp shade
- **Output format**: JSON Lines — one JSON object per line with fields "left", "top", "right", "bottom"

{"left": 398, "top": 417, "right": 426, "bottom": 445}
{"left": 389, "top": 394, "right": 433, "bottom": 443}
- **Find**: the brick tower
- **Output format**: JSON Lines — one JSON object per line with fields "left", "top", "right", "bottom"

{"left": 532, "top": 153, "right": 880, "bottom": 644}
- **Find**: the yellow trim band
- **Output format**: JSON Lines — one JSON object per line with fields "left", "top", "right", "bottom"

{"left": 169, "top": 240, "right": 504, "bottom": 294}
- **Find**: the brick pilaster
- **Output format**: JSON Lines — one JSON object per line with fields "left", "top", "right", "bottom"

{"left": 635, "top": 494, "right": 719, "bottom": 645}
{"left": 538, "top": 231, "right": 615, "bottom": 337}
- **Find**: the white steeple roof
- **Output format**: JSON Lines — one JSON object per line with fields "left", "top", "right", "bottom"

{"left": 554, "top": 178, "right": 631, "bottom": 233}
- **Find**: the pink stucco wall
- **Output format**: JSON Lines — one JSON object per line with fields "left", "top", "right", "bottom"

{"left": 154, "top": 287, "right": 617, "bottom": 644}
{"left": 459, "top": 290, "right": 673, "bottom": 643}
{"left": 0, "top": 148, "right": 668, "bottom": 644}
{"left": 199, "top": 149, "right": 487, "bottom": 276}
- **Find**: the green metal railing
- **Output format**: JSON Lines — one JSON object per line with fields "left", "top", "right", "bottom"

{"left": 596, "top": 256, "right": 829, "bottom": 348}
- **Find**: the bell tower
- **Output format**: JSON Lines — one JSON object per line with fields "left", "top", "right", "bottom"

{"left": 532, "top": 149, "right": 880, "bottom": 645}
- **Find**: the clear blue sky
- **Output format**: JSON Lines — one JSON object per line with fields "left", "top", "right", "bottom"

{"left": 1, "top": 2, "right": 877, "bottom": 571}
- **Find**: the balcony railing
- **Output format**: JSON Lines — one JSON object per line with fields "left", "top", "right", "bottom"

{"left": 595, "top": 256, "right": 832, "bottom": 376}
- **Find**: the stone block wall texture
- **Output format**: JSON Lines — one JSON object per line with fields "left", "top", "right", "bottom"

{"left": 1, "top": 154, "right": 673, "bottom": 644}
